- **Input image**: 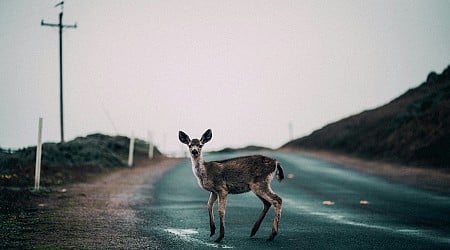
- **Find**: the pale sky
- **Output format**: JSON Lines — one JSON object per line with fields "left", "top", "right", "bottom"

{"left": 1, "top": 0, "right": 449, "bottom": 154}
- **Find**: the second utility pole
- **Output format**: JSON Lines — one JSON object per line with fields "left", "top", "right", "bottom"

{"left": 41, "top": 1, "right": 77, "bottom": 143}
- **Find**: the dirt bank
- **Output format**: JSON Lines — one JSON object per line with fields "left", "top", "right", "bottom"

{"left": 1, "top": 157, "right": 181, "bottom": 249}
{"left": 281, "top": 149, "right": 450, "bottom": 195}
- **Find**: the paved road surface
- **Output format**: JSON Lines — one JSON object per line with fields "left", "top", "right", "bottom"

{"left": 135, "top": 152, "right": 450, "bottom": 249}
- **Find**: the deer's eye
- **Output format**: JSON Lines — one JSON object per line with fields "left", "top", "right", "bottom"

{"left": 188, "top": 145, "right": 193, "bottom": 148}
{"left": 199, "top": 145, "right": 203, "bottom": 148}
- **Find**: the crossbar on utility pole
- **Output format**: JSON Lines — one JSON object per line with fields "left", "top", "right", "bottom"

{"left": 41, "top": 1, "right": 77, "bottom": 143}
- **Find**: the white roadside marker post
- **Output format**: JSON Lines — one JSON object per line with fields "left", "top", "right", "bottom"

{"left": 128, "top": 133, "right": 135, "bottom": 167}
{"left": 148, "top": 142, "right": 154, "bottom": 159}
{"left": 148, "top": 131, "right": 154, "bottom": 159}
{"left": 34, "top": 117, "right": 43, "bottom": 191}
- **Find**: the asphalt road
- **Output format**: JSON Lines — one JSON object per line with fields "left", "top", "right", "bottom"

{"left": 135, "top": 152, "right": 450, "bottom": 249}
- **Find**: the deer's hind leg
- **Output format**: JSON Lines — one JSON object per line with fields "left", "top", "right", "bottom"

{"left": 208, "top": 192, "right": 218, "bottom": 237}
{"left": 250, "top": 194, "right": 271, "bottom": 237}
{"left": 251, "top": 183, "right": 282, "bottom": 241}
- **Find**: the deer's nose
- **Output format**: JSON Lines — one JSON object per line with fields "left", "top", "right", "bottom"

{"left": 191, "top": 149, "right": 199, "bottom": 156}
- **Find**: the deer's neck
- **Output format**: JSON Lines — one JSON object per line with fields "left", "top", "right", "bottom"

{"left": 191, "top": 155, "right": 207, "bottom": 188}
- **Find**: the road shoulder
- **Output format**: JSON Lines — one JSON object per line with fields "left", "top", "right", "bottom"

{"left": 281, "top": 148, "right": 450, "bottom": 194}
{"left": 30, "top": 157, "right": 180, "bottom": 249}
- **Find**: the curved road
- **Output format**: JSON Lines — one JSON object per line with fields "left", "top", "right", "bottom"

{"left": 135, "top": 152, "right": 450, "bottom": 249}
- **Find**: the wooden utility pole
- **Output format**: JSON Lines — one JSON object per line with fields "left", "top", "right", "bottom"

{"left": 41, "top": 1, "right": 77, "bottom": 142}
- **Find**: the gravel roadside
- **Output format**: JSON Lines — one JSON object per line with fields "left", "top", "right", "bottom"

{"left": 1, "top": 157, "right": 180, "bottom": 249}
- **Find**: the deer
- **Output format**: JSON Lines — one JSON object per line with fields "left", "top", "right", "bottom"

{"left": 178, "top": 129, "right": 284, "bottom": 243}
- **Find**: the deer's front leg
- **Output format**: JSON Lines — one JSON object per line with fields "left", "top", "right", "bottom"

{"left": 207, "top": 192, "right": 218, "bottom": 237}
{"left": 215, "top": 191, "right": 228, "bottom": 243}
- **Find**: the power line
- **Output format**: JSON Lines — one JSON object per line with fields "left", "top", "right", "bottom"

{"left": 41, "top": 1, "right": 77, "bottom": 143}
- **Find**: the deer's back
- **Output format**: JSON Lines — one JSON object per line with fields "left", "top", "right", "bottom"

{"left": 205, "top": 155, "right": 278, "bottom": 194}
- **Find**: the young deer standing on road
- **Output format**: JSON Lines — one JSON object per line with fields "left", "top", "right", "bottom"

{"left": 178, "top": 129, "right": 284, "bottom": 242}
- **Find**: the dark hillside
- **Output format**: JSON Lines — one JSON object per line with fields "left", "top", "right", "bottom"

{"left": 210, "top": 145, "right": 272, "bottom": 154}
{"left": 0, "top": 133, "right": 161, "bottom": 187}
{"left": 283, "top": 65, "right": 450, "bottom": 169}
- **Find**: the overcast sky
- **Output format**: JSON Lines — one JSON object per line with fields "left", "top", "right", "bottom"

{"left": 1, "top": 0, "right": 449, "bottom": 154}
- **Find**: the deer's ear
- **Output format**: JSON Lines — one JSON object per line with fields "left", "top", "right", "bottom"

{"left": 200, "top": 129, "right": 212, "bottom": 144}
{"left": 179, "top": 131, "right": 190, "bottom": 145}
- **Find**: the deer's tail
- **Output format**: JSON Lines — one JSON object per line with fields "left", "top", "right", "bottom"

{"left": 276, "top": 162, "right": 284, "bottom": 182}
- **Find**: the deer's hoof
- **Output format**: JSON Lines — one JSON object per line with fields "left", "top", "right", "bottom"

{"left": 250, "top": 227, "right": 258, "bottom": 237}
{"left": 214, "top": 235, "right": 224, "bottom": 243}
{"left": 267, "top": 232, "right": 277, "bottom": 241}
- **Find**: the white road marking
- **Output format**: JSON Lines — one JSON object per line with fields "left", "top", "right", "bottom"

{"left": 283, "top": 197, "right": 450, "bottom": 244}
{"left": 164, "top": 228, "right": 234, "bottom": 249}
